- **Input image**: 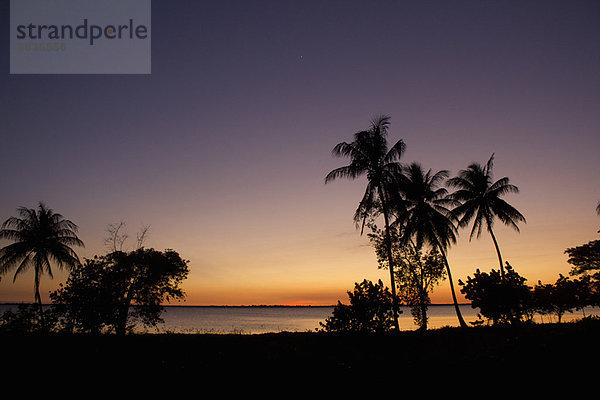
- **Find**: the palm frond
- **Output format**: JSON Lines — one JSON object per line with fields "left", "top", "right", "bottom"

{"left": 369, "top": 114, "right": 391, "bottom": 136}
{"left": 484, "top": 153, "right": 495, "bottom": 177}
{"left": 446, "top": 176, "right": 475, "bottom": 192}
{"left": 488, "top": 177, "right": 519, "bottom": 196}
{"left": 0, "top": 203, "right": 84, "bottom": 301}
{"left": 383, "top": 139, "right": 406, "bottom": 164}
{"left": 429, "top": 169, "right": 449, "bottom": 187}
{"left": 0, "top": 228, "right": 25, "bottom": 241}
{"left": 353, "top": 183, "right": 380, "bottom": 234}
{"left": 468, "top": 208, "right": 488, "bottom": 240}
{"left": 325, "top": 165, "right": 364, "bottom": 183}
{"left": 490, "top": 198, "right": 526, "bottom": 231}
{"left": 12, "top": 252, "right": 33, "bottom": 282}
{"left": 331, "top": 141, "right": 356, "bottom": 158}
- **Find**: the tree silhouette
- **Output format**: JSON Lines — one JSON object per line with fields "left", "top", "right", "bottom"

{"left": 325, "top": 114, "right": 405, "bottom": 331}
{"left": 319, "top": 279, "right": 398, "bottom": 333}
{"left": 447, "top": 154, "right": 525, "bottom": 279}
{"left": 0, "top": 202, "right": 84, "bottom": 325}
{"left": 394, "top": 163, "right": 468, "bottom": 328}
{"left": 368, "top": 223, "right": 446, "bottom": 330}
{"left": 50, "top": 248, "right": 189, "bottom": 334}
{"left": 565, "top": 239, "right": 600, "bottom": 276}
{"left": 460, "top": 262, "right": 532, "bottom": 326}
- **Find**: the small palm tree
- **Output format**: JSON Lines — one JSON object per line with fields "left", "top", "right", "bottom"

{"left": 0, "top": 202, "right": 84, "bottom": 324}
{"left": 395, "top": 163, "right": 468, "bottom": 328}
{"left": 325, "top": 114, "right": 405, "bottom": 331}
{"left": 447, "top": 154, "right": 525, "bottom": 279}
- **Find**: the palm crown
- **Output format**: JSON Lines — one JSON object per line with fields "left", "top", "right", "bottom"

{"left": 0, "top": 202, "right": 84, "bottom": 308}
{"left": 325, "top": 114, "right": 405, "bottom": 233}
{"left": 396, "top": 163, "right": 458, "bottom": 251}
{"left": 447, "top": 154, "right": 525, "bottom": 277}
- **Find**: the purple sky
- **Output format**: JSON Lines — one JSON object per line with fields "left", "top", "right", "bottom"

{"left": 1, "top": 0, "right": 599, "bottom": 305}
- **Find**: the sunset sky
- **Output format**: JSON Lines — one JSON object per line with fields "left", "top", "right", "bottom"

{"left": 1, "top": 0, "right": 599, "bottom": 305}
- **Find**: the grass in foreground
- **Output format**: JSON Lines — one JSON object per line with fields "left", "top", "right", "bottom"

{"left": 2, "top": 318, "right": 597, "bottom": 384}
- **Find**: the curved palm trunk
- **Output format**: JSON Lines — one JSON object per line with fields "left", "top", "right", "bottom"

{"left": 437, "top": 246, "right": 468, "bottom": 328}
{"left": 379, "top": 187, "right": 400, "bottom": 332}
{"left": 488, "top": 228, "right": 505, "bottom": 279}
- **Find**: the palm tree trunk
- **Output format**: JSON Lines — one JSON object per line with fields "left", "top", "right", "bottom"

{"left": 34, "top": 269, "right": 46, "bottom": 331}
{"left": 437, "top": 246, "right": 468, "bottom": 328}
{"left": 379, "top": 187, "right": 400, "bottom": 332}
{"left": 488, "top": 228, "right": 505, "bottom": 279}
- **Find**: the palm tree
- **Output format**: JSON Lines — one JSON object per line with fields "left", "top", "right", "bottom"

{"left": 596, "top": 201, "right": 600, "bottom": 215}
{"left": 394, "top": 162, "right": 468, "bottom": 328}
{"left": 0, "top": 202, "right": 84, "bottom": 325}
{"left": 325, "top": 114, "right": 405, "bottom": 331}
{"left": 447, "top": 154, "right": 525, "bottom": 279}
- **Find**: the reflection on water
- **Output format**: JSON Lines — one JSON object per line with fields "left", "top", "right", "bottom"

{"left": 150, "top": 305, "right": 598, "bottom": 334}
{"left": 1, "top": 304, "right": 597, "bottom": 334}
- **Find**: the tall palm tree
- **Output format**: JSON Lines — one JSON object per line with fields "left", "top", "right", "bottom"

{"left": 325, "top": 114, "right": 405, "bottom": 331}
{"left": 394, "top": 162, "right": 468, "bottom": 328}
{"left": 447, "top": 154, "right": 526, "bottom": 279}
{"left": 0, "top": 202, "right": 84, "bottom": 324}
{"left": 596, "top": 201, "right": 600, "bottom": 215}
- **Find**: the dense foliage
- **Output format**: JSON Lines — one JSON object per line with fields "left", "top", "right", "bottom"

{"left": 50, "top": 248, "right": 189, "bottom": 334}
{"left": 369, "top": 224, "right": 446, "bottom": 330}
{"left": 459, "top": 263, "right": 532, "bottom": 326}
{"left": 459, "top": 259, "right": 599, "bottom": 326}
{"left": 565, "top": 239, "right": 600, "bottom": 277}
{"left": 319, "top": 279, "right": 399, "bottom": 333}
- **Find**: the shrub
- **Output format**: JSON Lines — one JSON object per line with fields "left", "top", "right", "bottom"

{"left": 459, "top": 262, "right": 532, "bottom": 326}
{"left": 319, "top": 279, "right": 399, "bottom": 333}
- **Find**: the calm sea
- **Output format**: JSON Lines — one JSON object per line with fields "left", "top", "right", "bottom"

{"left": 1, "top": 304, "right": 596, "bottom": 334}
{"left": 152, "top": 305, "right": 484, "bottom": 334}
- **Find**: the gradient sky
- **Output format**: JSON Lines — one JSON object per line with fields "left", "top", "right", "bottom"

{"left": 1, "top": 0, "right": 599, "bottom": 305}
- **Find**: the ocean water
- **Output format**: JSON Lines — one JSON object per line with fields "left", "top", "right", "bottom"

{"left": 152, "top": 305, "right": 484, "bottom": 334}
{"left": 143, "top": 305, "right": 600, "bottom": 333}
{"left": 1, "top": 304, "right": 596, "bottom": 334}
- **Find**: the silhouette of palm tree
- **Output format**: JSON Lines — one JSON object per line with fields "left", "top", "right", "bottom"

{"left": 0, "top": 202, "right": 84, "bottom": 324}
{"left": 325, "top": 115, "right": 405, "bottom": 331}
{"left": 447, "top": 154, "right": 525, "bottom": 279}
{"left": 596, "top": 201, "right": 600, "bottom": 215}
{"left": 395, "top": 162, "right": 468, "bottom": 328}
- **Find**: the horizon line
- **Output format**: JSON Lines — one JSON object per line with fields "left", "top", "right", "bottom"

{"left": 0, "top": 302, "right": 472, "bottom": 307}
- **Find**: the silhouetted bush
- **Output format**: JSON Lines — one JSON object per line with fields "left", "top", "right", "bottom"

{"left": 319, "top": 279, "right": 399, "bottom": 333}
{"left": 459, "top": 262, "right": 532, "bottom": 326}
{"left": 565, "top": 239, "right": 600, "bottom": 276}
{"left": 0, "top": 304, "right": 63, "bottom": 333}
{"left": 50, "top": 248, "right": 189, "bottom": 334}
{"left": 565, "top": 238, "right": 600, "bottom": 308}
{"left": 533, "top": 274, "right": 594, "bottom": 322}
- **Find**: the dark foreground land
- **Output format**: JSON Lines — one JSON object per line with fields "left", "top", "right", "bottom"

{"left": 3, "top": 319, "right": 598, "bottom": 386}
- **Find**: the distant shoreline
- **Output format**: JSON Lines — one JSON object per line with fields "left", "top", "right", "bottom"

{"left": 0, "top": 302, "right": 471, "bottom": 307}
